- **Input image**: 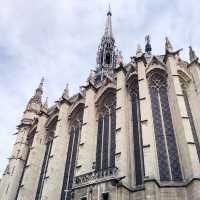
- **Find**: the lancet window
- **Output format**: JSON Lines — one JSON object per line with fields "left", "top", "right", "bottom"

{"left": 180, "top": 78, "right": 200, "bottom": 162}
{"left": 128, "top": 77, "right": 144, "bottom": 186}
{"left": 95, "top": 90, "right": 116, "bottom": 172}
{"left": 35, "top": 116, "right": 58, "bottom": 200}
{"left": 61, "top": 105, "right": 84, "bottom": 200}
{"left": 148, "top": 70, "right": 182, "bottom": 181}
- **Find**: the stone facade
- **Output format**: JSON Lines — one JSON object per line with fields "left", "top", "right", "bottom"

{"left": 0, "top": 7, "right": 200, "bottom": 200}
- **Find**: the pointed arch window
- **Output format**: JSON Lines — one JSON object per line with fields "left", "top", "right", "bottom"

{"left": 95, "top": 91, "right": 116, "bottom": 172}
{"left": 35, "top": 116, "right": 58, "bottom": 200}
{"left": 148, "top": 70, "right": 182, "bottom": 181}
{"left": 128, "top": 77, "right": 144, "bottom": 186}
{"left": 61, "top": 106, "right": 84, "bottom": 200}
{"left": 105, "top": 53, "right": 111, "bottom": 65}
{"left": 180, "top": 78, "right": 200, "bottom": 162}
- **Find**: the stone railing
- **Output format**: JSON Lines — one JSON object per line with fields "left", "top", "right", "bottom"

{"left": 74, "top": 167, "right": 118, "bottom": 186}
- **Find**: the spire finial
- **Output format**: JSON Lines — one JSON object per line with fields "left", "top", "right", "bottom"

{"left": 62, "top": 83, "right": 69, "bottom": 100}
{"left": 165, "top": 37, "right": 173, "bottom": 52}
{"left": 136, "top": 44, "right": 143, "bottom": 57}
{"left": 38, "top": 77, "right": 44, "bottom": 90}
{"left": 145, "top": 35, "right": 152, "bottom": 55}
{"left": 25, "top": 77, "right": 44, "bottom": 112}
{"left": 189, "top": 46, "right": 198, "bottom": 62}
{"left": 107, "top": 4, "right": 112, "bottom": 16}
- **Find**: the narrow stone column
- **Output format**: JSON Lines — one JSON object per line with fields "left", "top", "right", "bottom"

{"left": 75, "top": 86, "right": 97, "bottom": 176}
{"left": 115, "top": 67, "right": 132, "bottom": 185}
{"left": 41, "top": 102, "right": 70, "bottom": 200}
{"left": 17, "top": 113, "right": 48, "bottom": 200}
{"left": 166, "top": 53, "right": 200, "bottom": 177}
{"left": 137, "top": 58, "right": 159, "bottom": 179}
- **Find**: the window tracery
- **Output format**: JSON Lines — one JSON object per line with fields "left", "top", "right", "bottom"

{"left": 61, "top": 105, "right": 84, "bottom": 200}
{"left": 95, "top": 90, "right": 116, "bottom": 172}
{"left": 148, "top": 70, "right": 182, "bottom": 181}
{"left": 127, "top": 77, "right": 144, "bottom": 186}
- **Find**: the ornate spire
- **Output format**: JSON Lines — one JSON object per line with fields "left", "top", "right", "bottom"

{"left": 165, "top": 37, "right": 173, "bottom": 52}
{"left": 25, "top": 77, "right": 44, "bottom": 112}
{"left": 145, "top": 35, "right": 152, "bottom": 55}
{"left": 95, "top": 5, "right": 117, "bottom": 85}
{"left": 104, "top": 4, "right": 113, "bottom": 38}
{"left": 189, "top": 46, "right": 198, "bottom": 62}
{"left": 31, "top": 77, "right": 44, "bottom": 104}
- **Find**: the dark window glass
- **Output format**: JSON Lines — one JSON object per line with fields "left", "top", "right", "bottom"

{"left": 129, "top": 78, "right": 144, "bottom": 186}
{"left": 102, "top": 192, "right": 109, "bottom": 200}
{"left": 105, "top": 53, "right": 111, "bottom": 65}
{"left": 148, "top": 71, "right": 182, "bottom": 181}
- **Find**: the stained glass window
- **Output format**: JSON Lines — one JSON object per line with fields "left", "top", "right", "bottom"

{"left": 95, "top": 91, "right": 116, "bottom": 171}
{"left": 61, "top": 107, "right": 84, "bottom": 200}
{"left": 128, "top": 78, "right": 144, "bottom": 186}
{"left": 148, "top": 70, "right": 182, "bottom": 181}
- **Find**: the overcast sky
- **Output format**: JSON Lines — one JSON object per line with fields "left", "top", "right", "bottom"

{"left": 0, "top": 0, "right": 200, "bottom": 175}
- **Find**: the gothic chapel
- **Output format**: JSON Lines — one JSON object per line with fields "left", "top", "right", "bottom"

{"left": 1, "top": 6, "right": 200, "bottom": 200}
